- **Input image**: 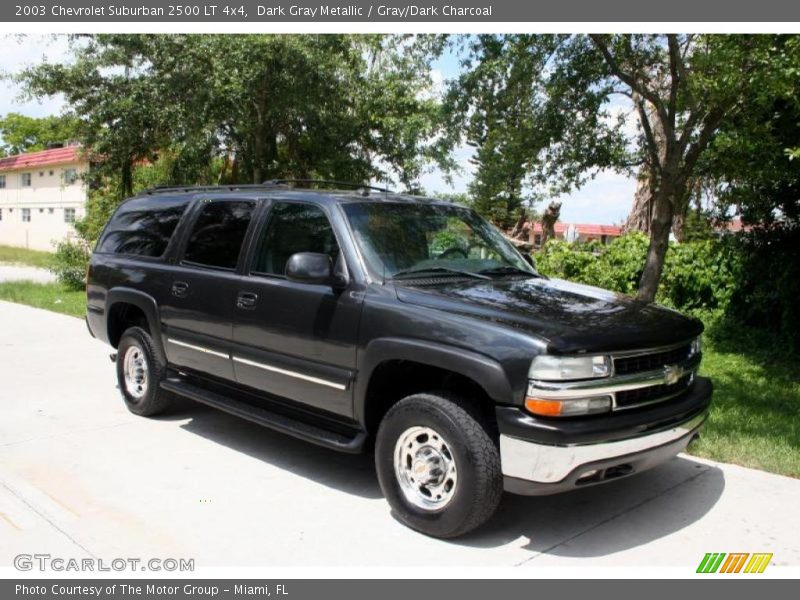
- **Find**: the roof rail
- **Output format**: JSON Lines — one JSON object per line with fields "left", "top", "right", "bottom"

{"left": 142, "top": 183, "right": 288, "bottom": 195}
{"left": 263, "top": 179, "right": 393, "bottom": 194}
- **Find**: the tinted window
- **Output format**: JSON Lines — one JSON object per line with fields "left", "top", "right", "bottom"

{"left": 183, "top": 200, "right": 255, "bottom": 269}
{"left": 253, "top": 202, "right": 339, "bottom": 275}
{"left": 97, "top": 196, "right": 190, "bottom": 257}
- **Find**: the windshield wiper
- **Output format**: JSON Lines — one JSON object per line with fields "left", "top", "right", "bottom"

{"left": 478, "top": 266, "right": 539, "bottom": 277}
{"left": 391, "top": 266, "right": 491, "bottom": 280}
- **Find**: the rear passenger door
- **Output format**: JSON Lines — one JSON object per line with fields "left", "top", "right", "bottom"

{"left": 159, "top": 198, "right": 257, "bottom": 381}
{"left": 230, "top": 201, "right": 362, "bottom": 418}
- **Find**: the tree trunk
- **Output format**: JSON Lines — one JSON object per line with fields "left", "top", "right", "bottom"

{"left": 637, "top": 189, "right": 674, "bottom": 302}
{"left": 624, "top": 169, "right": 653, "bottom": 234}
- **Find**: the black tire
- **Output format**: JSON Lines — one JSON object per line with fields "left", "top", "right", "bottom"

{"left": 116, "top": 326, "right": 173, "bottom": 417}
{"left": 375, "top": 392, "right": 503, "bottom": 538}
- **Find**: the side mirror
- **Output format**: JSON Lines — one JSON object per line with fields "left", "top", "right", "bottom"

{"left": 285, "top": 252, "right": 349, "bottom": 289}
{"left": 285, "top": 252, "right": 333, "bottom": 285}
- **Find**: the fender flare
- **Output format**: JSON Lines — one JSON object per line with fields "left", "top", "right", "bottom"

{"left": 105, "top": 287, "right": 164, "bottom": 356}
{"left": 354, "top": 337, "right": 513, "bottom": 426}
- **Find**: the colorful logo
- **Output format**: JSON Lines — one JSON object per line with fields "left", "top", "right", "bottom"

{"left": 697, "top": 552, "right": 773, "bottom": 573}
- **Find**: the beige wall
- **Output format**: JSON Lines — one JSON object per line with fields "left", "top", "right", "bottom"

{"left": 0, "top": 162, "right": 89, "bottom": 251}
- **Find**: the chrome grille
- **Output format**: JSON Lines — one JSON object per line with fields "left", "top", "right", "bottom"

{"left": 615, "top": 374, "right": 693, "bottom": 409}
{"left": 527, "top": 339, "right": 701, "bottom": 413}
{"left": 614, "top": 343, "right": 692, "bottom": 376}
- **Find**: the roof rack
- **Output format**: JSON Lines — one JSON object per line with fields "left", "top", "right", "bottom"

{"left": 143, "top": 183, "right": 288, "bottom": 195}
{"left": 263, "top": 179, "right": 393, "bottom": 194}
{"left": 141, "top": 179, "right": 394, "bottom": 196}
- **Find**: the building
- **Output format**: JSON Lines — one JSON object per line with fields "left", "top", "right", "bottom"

{"left": 528, "top": 221, "right": 623, "bottom": 248}
{"left": 0, "top": 145, "right": 89, "bottom": 251}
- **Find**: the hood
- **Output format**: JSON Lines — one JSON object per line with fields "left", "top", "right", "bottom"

{"left": 395, "top": 276, "right": 703, "bottom": 354}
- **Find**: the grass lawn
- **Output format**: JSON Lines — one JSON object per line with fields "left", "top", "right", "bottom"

{"left": 0, "top": 244, "right": 55, "bottom": 269}
{"left": 688, "top": 321, "right": 800, "bottom": 478}
{"left": 0, "top": 280, "right": 796, "bottom": 477}
{"left": 0, "top": 281, "right": 85, "bottom": 318}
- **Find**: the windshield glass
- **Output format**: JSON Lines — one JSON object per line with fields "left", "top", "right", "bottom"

{"left": 342, "top": 202, "right": 536, "bottom": 279}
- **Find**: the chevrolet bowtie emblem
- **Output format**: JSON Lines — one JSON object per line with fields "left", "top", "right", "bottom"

{"left": 663, "top": 364, "right": 683, "bottom": 385}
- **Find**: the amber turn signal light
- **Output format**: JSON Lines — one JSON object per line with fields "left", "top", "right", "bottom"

{"left": 524, "top": 395, "right": 612, "bottom": 417}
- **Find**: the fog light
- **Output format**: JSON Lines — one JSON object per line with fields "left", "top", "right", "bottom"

{"left": 525, "top": 395, "right": 612, "bottom": 417}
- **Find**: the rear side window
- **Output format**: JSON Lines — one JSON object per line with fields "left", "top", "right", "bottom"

{"left": 97, "top": 196, "right": 190, "bottom": 257}
{"left": 182, "top": 200, "right": 256, "bottom": 270}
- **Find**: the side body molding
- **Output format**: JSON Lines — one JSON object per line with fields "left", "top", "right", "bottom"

{"left": 354, "top": 337, "right": 513, "bottom": 426}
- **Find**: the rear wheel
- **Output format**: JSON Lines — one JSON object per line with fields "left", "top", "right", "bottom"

{"left": 375, "top": 392, "right": 502, "bottom": 538}
{"left": 116, "top": 326, "right": 173, "bottom": 416}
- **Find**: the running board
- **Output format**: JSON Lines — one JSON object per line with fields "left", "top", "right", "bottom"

{"left": 160, "top": 379, "right": 366, "bottom": 453}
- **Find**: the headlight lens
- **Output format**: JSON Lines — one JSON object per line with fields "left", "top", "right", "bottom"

{"left": 525, "top": 395, "right": 612, "bottom": 417}
{"left": 691, "top": 336, "right": 703, "bottom": 356}
{"left": 529, "top": 355, "right": 611, "bottom": 381}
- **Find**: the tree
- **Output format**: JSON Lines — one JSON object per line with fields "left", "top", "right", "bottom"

{"left": 450, "top": 35, "right": 800, "bottom": 302}
{"left": 15, "top": 34, "right": 452, "bottom": 198}
{"left": 0, "top": 113, "right": 78, "bottom": 155}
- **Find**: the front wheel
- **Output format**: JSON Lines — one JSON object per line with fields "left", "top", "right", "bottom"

{"left": 375, "top": 393, "right": 502, "bottom": 538}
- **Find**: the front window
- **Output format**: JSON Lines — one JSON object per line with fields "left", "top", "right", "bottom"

{"left": 63, "top": 169, "right": 78, "bottom": 185}
{"left": 21, "top": 173, "right": 32, "bottom": 187}
{"left": 22, "top": 208, "right": 31, "bottom": 222}
{"left": 252, "top": 202, "right": 339, "bottom": 276}
{"left": 64, "top": 208, "right": 76, "bottom": 223}
{"left": 342, "top": 202, "right": 535, "bottom": 280}
{"left": 0, "top": 175, "right": 6, "bottom": 188}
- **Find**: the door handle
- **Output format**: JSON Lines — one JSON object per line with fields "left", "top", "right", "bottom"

{"left": 172, "top": 281, "right": 189, "bottom": 298}
{"left": 236, "top": 291, "right": 258, "bottom": 310}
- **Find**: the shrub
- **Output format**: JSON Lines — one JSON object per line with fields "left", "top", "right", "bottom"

{"left": 50, "top": 239, "right": 90, "bottom": 291}
{"left": 534, "top": 233, "right": 736, "bottom": 312}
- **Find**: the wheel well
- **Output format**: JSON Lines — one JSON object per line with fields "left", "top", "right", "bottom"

{"left": 107, "top": 302, "right": 150, "bottom": 348}
{"left": 363, "top": 360, "right": 498, "bottom": 437}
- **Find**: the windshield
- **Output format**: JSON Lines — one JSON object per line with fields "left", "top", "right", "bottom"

{"left": 342, "top": 202, "right": 536, "bottom": 280}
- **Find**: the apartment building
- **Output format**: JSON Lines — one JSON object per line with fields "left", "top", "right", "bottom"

{"left": 0, "top": 145, "right": 89, "bottom": 251}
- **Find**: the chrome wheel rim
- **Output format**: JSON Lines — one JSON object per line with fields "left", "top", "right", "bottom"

{"left": 122, "top": 344, "right": 148, "bottom": 400}
{"left": 393, "top": 426, "right": 458, "bottom": 511}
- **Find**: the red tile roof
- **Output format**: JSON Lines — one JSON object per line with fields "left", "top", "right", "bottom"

{"left": 0, "top": 146, "right": 84, "bottom": 172}
{"left": 530, "top": 222, "right": 623, "bottom": 237}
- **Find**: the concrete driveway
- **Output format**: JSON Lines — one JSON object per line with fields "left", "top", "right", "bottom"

{"left": 0, "top": 300, "right": 798, "bottom": 568}
{"left": 0, "top": 265, "right": 55, "bottom": 284}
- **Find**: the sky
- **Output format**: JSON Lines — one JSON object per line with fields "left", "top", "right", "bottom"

{"left": 0, "top": 35, "right": 636, "bottom": 225}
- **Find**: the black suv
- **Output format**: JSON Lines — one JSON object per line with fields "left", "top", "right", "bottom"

{"left": 86, "top": 182, "right": 712, "bottom": 538}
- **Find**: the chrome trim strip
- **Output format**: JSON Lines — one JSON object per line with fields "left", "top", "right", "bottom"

{"left": 500, "top": 411, "right": 707, "bottom": 483}
{"left": 232, "top": 356, "right": 347, "bottom": 391}
{"left": 527, "top": 353, "right": 701, "bottom": 400}
{"left": 610, "top": 338, "right": 695, "bottom": 358}
{"left": 167, "top": 338, "right": 229, "bottom": 359}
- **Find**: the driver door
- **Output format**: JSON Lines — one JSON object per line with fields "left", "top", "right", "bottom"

{"left": 230, "top": 201, "right": 362, "bottom": 418}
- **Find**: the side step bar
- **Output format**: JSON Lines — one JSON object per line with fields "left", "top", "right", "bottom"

{"left": 160, "top": 379, "right": 367, "bottom": 454}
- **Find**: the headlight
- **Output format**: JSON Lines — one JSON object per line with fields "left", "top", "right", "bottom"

{"left": 525, "top": 395, "right": 612, "bottom": 417}
{"left": 691, "top": 336, "right": 703, "bottom": 356}
{"left": 529, "top": 355, "right": 611, "bottom": 381}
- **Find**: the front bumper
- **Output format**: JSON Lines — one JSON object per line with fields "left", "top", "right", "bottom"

{"left": 498, "top": 376, "right": 712, "bottom": 495}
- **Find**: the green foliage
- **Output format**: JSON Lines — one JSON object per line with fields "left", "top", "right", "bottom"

{"left": 726, "top": 226, "right": 800, "bottom": 346}
{"left": 0, "top": 244, "right": 54, "bottom": 269}
{"left": 0, "top": 281, "right": 85, "bottom": 318}
{"left": 0, "top": 112, "right": 79, "bottom": 155}
{"left": 50, "top": 239, "right": 90, "bottom": 290}
{"left": 15, "top": 34, "right": 453, "bottom": 198}
{"left": 535, "top": 233, "right": 737, "bottom": 311}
